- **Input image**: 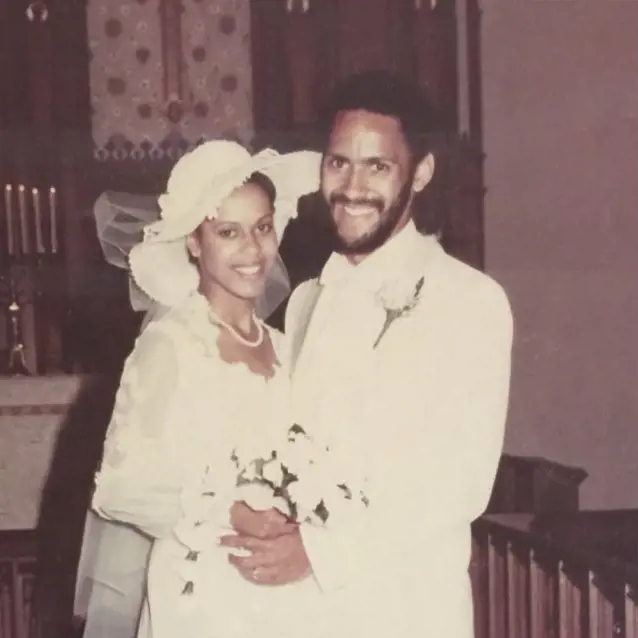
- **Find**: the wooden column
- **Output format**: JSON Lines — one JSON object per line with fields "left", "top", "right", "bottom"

{"left": 250, "top": 0, "right": 293, "bottom": 134}
{"left": 336, "top": 0, "right": 391, "bottom": 78}
{"left": 285, "top": 5, "right": 316, "bottom": 127}
{"left": 410, "top": 0, "right": 458, "bottom": 130}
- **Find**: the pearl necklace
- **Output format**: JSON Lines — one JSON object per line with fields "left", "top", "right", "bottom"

{"left": 208, "top": 308, "right": 265, "bottom": 348}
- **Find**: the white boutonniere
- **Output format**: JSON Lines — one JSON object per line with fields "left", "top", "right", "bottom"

{"left": 373, "top": 276, "right": 425, "bottom": 349}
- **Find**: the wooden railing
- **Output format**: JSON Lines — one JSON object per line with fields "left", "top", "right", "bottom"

{"left": 472, "top": 511, "right": 638, "bottom": 638}
{"left": 4, "top": 510, "right": 638, "bottom": 638}
{"left": 0, "top": 531, "right": 38, "bottom": 638}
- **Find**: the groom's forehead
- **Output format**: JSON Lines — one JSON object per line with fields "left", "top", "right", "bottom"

{"left": 327, "top": 111, "right": 409, "bottom": 157}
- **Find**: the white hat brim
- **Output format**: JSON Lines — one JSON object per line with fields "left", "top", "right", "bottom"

{"left": 129, "top": 239, "right": 199, "bottom": 308}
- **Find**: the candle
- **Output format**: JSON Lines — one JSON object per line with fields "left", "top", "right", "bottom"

{"left": 4, "top": 184, "right": 14, "bottom": 255}
{"left": 18, "top": 184, "right": 29, "bottom": 255}
{"left": 49, "top": 186, "right": 58, "bottom": 253}
{"left": 32, "top": 187, "right": 45, "bottom": 253}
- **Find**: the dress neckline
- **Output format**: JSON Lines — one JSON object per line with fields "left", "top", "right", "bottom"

{"left": 176, "top": 292, "right": 287, "bottom": 382}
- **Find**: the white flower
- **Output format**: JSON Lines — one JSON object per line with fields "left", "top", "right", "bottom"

{"left": 376, "top": 279, "right": 420, "bottom": 313}
{"left": 277, "top": 426, "right": 318, "bottom": 474}
{"left": 286, "top": 464, "right": 326, "bottom": 508}
{"left": 373, "top": 276, "right": 425, "bottom": 349}
{"left": 237, "top": 459, "right": 260, "bottom": 483}
{"left": 236, "top": 482, "right": 282, "bottom": 511}
{"left": 261, "top": 458, "right": 285, "bottom": 485}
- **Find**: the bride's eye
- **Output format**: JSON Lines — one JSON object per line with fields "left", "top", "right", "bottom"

{"left": 256, "top": 221, "right": 274, "bottom": 234}
{"left": 217, "top": 227, "right": 237, "bottom": 239}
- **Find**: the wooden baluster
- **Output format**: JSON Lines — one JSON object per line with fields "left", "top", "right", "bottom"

{"left": 589, "top": 572, "right": 619, "bottom": 638}
{"left": 471, "top": 532, "right": 488, "bottom": 638}
{"left": 603, "top": 595, "right": 616, "bottom": 638}
{"left": 530, "top": 549, "right": 545, "bottom": 638}
{"left": 625, "top": 584, "right": 636, "bottom": 638}
{"left": 0, "top": 559, "right": 11, "bottom": 636}
{"left": 507, "top": 541, "right": 529, "bottom": 638}
{"left": 558, "top": 561, "right": 568, "bottom": 638}
{"left": 589, "top": 571, "right": 601, "bottom": 638}
{"left": 487, "top": 534, "right": 505, "bottom": 638}
{"left": 558, "top": 561, "right": 583, "bottom": 638}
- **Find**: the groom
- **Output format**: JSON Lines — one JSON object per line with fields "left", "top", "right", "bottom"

{"left": 220, "top": 70, "right": 513, "bottom": 637}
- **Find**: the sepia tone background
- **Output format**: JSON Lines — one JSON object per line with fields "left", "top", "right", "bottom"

{"left": 1, "top": 0, "right": 638, "bottom": 635}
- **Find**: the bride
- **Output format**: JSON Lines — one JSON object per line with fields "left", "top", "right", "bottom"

{"left": 77, "top": 140, "right": 326, "bottom": 638}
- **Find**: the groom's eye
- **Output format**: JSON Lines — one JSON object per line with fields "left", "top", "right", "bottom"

{"left": 327, "top": 156, "right": 347, "bottom": 170}
{"left": 369, "top": 161, "right": 390, "bottom": 174}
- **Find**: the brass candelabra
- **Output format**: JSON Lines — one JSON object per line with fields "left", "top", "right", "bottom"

{"left": 1, "top": 182, "right": 59, "bottom": 376}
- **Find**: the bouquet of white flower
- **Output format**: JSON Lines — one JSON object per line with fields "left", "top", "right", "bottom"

{"left": 236, "top": 423, "right": 369, "bottom": 525}
{"left": 175, "top": 423, "right": 369, "bottom": 595}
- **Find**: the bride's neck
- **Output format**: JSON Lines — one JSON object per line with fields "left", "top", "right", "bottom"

{"left": 199, "top": 281, "right": 256, "bottom": 333}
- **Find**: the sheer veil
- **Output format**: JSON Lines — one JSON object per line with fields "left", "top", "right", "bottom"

{"left": 93, "top": 190, "right": 292, "bottom": 321}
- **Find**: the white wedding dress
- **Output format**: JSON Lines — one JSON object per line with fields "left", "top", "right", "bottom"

{"left": 90, "top": 292, "right": 322, "bottom": 638}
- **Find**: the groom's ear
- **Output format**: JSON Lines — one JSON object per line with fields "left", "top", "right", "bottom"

{"left": 411, "top": 153, "right": 435, "bottom": 193}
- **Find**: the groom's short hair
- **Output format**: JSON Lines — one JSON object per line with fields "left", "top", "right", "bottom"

{"left": 319, "top": 70, "right": 438, "bottom": 162}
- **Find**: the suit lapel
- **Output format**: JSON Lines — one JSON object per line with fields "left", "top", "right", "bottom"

{"left": 289, "top": 280, "right": 323, "bottom": 374}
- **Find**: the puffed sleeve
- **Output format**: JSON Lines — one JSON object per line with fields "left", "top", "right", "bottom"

{"left": 91, "top": 325, "right": 183, "bottom": 539}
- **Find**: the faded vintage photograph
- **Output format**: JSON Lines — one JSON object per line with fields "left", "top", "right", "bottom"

{"left": 0, "top": 1, "right": 637, "bottom": 637}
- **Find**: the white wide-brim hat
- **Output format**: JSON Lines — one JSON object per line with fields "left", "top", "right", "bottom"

{"left": 129, "top": 140, "right": 321, "bottom": 308}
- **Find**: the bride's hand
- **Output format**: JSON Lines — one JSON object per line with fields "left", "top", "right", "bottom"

{"left": 220, "top": 527, "right": 312, "bottom": 586}
{"left": 229, "top": 501, "right": 297, "bottom": 540}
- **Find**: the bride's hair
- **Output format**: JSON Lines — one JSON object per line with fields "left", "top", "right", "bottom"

{"left": 245, "top": 171, "right": 276, "bottom": 208}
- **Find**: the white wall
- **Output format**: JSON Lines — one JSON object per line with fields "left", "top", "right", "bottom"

{"left": 481, "top": 0, "right": 638, "bottom": 509}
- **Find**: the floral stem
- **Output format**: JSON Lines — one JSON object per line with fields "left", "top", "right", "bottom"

{"left": 373, "top": 315, "right": 393, "bottom": 349}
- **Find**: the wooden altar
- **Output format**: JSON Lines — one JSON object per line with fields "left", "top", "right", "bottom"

{"left": 0, "top": 372, "right": 122, "bottom": 637}
{"left": 0, "top": 375, "right": 86, "bottom": 530}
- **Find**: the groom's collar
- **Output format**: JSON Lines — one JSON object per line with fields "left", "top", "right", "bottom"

{"left": 319, "top": 220, "right": 439, "bottom": 292}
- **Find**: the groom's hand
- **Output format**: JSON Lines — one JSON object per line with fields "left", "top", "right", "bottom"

{"left": 219, "top": 527, "right": 312, "bottom": 586}
{"left": 229, "top": 501, "right": 297, "bottom": 540}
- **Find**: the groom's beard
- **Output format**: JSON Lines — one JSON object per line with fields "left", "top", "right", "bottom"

{"left": 328, "top": 177, "right": 414, "bottom": 257}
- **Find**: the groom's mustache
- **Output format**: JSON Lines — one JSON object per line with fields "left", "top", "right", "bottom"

{"left": 328, "top": 194, "right": 384, "bottom": 212}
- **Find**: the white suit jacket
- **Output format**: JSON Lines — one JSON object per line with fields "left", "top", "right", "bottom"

{"left": 285, "top": 222, "right": 513, "bottom": 637}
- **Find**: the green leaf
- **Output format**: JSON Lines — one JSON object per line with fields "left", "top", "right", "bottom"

{"left": 281, "top": 464, "right": 299, "bottom": 489}
{"left": 314, "top": 500, "right": 329, "bottom": 523}
{"left": 289, "top": 423, "right": 306, "bottom": 436}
